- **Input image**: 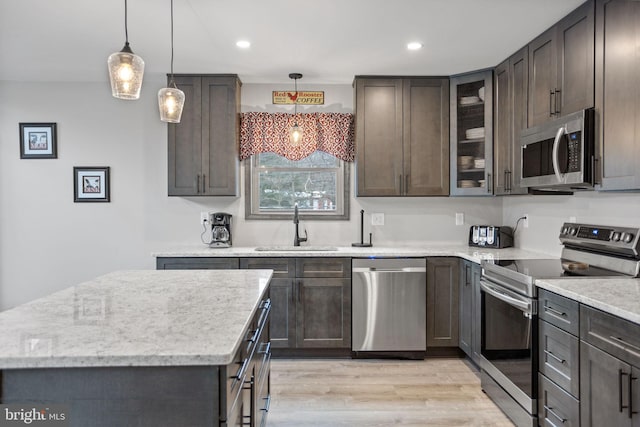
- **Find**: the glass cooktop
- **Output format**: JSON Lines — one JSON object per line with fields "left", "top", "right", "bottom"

{"left": 488, "top": 258, "right": 628, "bottom": 279}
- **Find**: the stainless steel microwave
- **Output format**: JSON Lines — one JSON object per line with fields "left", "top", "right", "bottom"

{"left": 520, "top": 108, "right": 595, "bottom": 191}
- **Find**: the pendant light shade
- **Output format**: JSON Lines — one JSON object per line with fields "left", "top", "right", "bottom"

{"left": 158, "top": 84, "right": 185, "bottom": 123}
{"left": 158, "top": 0, "right": 185, "bottom": 123}
{"left": 289, "top": 122, "right": 303, "bottom": 145}
{"left": 288, "top": 73, "right": 303, "bottom": 146}
{"left": 108, "top": 0, "right": 144, "bottom": 100}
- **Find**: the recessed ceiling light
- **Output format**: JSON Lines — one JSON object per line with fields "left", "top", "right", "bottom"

{"left": 407, "top": 42, "right": 423, "bottom": 51}
{"left": 236, "top": 40, "right": 251, "bottom": 49}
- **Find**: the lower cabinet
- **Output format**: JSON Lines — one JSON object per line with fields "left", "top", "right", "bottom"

{"left": 241, "top": 257, "right": 351, "bottom": 352}
{"left": 537, "top": 289, "right": 580, "bottom": 426}
{"left": 426, "top": 257, "right": 459, "bottom": 348}
{"left": 459, "top": 259, "right": 481, "bottom": 365}
{"left": 580, "top": 305, "right": 640, "bottom": 427}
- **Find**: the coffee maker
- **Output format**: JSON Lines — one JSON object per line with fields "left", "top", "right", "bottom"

{"left": 209, "top": 213, "right": 232, "bottom": 248}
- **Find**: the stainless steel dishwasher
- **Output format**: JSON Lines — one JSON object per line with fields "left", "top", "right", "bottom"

{"left": 352, "top": 258, "right": 427, "bottom": 356}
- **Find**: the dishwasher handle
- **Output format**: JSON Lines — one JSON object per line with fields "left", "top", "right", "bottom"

{"left": 352, "top": 267, "right": 427, "bottom": 273}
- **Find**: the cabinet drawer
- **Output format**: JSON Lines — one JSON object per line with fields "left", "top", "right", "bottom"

{"left": 156, "top": 257, "right": 240, "bottom": 270}
{"left": 538, "top": 373, "right": 580, "bottom": 427}
{"left": 240, "top": 258, "right": 295, "bottom": 278}
{"left": 538, "top": 289, "right": 579, "bottom": 335}
{"left": 581, "top": 305, "right": 640, "bottom": 367}
{"left": 296, "top": 258, "right": 351, "bottom": 278}
{"left": 539, "top": 319, "right": 580, "bottom": 398}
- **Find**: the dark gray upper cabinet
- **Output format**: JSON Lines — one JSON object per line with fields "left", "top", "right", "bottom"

{"left": 528, "top": 1, "right": 594, "bottom": 127}
{"left": 493, "top": 47, "right": 528, "bottom": 195}
{"left": 354, "top": 77, "right": 450, "bottom": 196}
{"left": 450, "top": 70, "right": 494, "bottom": 196}
{"left": 168, "top": 74, "right": 240, "bottom": 196}
{"left": 596, "top": 0, "right": 640, "bottom": 191}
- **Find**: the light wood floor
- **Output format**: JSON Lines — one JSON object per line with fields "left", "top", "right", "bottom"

{"left": 267, "top": 358, "right": 515, "bottom": 426}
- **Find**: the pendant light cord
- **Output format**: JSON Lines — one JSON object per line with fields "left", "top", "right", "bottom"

{"left": 294, "top": 77, "right": 298, "bottom": 115}
{"left": 124, "top": 0, "right": 129, "bottom": 44}
{"left": 169, "top": 0, "right": 176, "bottom": 88}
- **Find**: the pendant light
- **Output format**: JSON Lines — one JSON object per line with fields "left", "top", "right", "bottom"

{"left": 288, "top": 73, "right": 303, "bottom": 146}
{"left": 158, "top": 0, "right": 185, "bottom": 123}
{"left": 108, "top": 0, "right": 145, "bottom": 100}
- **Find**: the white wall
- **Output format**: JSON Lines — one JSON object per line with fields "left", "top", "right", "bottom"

{"left": 0, "top": 77, "right": 503, "bottom": 310}
{"left": 503, "top": 192, "right": 640, "bottom": 256}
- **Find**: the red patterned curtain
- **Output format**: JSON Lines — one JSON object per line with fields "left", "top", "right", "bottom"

{"left": 239, "top": 112, "right": 355, "bottom": 161}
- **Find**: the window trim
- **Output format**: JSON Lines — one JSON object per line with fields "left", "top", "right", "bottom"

{"left": 244, "top": 155, "right": 350, "bottom": 221}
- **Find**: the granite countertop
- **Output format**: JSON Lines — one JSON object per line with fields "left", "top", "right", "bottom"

{"left": 536, "top": 278, "right": 640, "bottom": 324}
{"left": 152, "top": 244, "right": 555, "bottom": 264}
{"left": 0, "top": 269, "right": 272, "bottom": 369}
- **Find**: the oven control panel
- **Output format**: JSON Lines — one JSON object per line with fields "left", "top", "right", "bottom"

{"left": 560, "top": 222, "right": 640, "bottom": 257}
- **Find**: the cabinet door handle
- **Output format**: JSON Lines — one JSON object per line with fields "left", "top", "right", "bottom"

{"left": 202, "top": 174, "right": 206, "bottom": 193}
{"left": 487, "top": 173, "right": 492, "bottom": 193}
{"left": 543, "top": 405, "right": 567, "bottom": 424}
{"left": 196, "top": 174, "right": 200, "bottom": 193}
{"left": 629, "top": 373, "right": 638, "bottom": 418}
{"left": 555, "top": 89, "right": 561, "bottom": 115}
{"left": 297, "top": 280, "right": 301, "bottom": 302}
{"left": 544, "top": 349, "right": 565, "bottom": 364}
{"left": 620, "top": 369, "right": 630, "bottom": 413}
{"left": 550, "top": 90, "right": 555, "bottom": 117}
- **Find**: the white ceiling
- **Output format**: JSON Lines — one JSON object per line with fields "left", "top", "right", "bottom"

{"left": 1, "top": 0, "right": 585, "bottom": 85}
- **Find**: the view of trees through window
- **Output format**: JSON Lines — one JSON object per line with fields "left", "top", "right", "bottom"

{"left": 255, "top": 151, "right": 342, "bottom": 213}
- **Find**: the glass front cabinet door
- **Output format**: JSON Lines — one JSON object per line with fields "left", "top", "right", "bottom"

{"left": 450, "top": 70, "right": 494, "bottom": 196}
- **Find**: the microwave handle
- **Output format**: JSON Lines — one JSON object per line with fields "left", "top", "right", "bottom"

{"left": 552, "top": 126, "right": 566, "bottom": 183}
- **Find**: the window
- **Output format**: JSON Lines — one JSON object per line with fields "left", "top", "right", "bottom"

{"left": 245, "top": 151, "right": 349, "bottom": 220}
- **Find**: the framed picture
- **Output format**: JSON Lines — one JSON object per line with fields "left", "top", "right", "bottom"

{"left": 73, "top": 167, "right": 110, "bottom": 202}
{"left": 19, "top": 122, "right": 57, "bottom": 159}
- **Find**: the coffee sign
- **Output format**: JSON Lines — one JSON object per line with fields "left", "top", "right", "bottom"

{"left": 272, "top": 91, "right": 324, "bottom": 105}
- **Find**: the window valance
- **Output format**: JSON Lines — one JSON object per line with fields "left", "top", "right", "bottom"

{"left": 239, "top": 112, "right": 355, "bottom": 162}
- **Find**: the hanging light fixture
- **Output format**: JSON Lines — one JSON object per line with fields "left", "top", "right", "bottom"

{"left": 288, "top": 73, "right": 303, "bottom": 146}
{"left": 107, "top": 0, "right": 145, "bottom": 100}
{"left": 158, "top": 0, "right": 185, "bottom": 123}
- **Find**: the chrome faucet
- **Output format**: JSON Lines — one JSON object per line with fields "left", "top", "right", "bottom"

{"left": 293, "top": 204, "right": 308, "bottom": 246}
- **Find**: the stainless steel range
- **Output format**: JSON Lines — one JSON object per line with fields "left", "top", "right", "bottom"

{"left": 479, "top": 222, "right": 640, "bottom": 427}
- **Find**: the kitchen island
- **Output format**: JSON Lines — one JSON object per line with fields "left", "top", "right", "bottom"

{"left": 0, "top": 269, "right": 273, "bottom": 427}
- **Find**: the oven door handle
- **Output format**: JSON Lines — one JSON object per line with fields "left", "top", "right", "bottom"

{"left": 552, "top": 126, "right": 566, "bottom": 183}
{"left": 480, "top": 279, "right": 533, "bottom": 314}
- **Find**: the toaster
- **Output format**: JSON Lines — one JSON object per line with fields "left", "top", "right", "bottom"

{"left": 468, "top": 225, "right": 514, "bottom": 248}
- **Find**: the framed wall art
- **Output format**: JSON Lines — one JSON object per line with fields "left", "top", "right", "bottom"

{"left": 73, "top": 167, "right": 110, "bottom": 202}
{"left": 19, "top": 122, "right": 57, "bottom": 159}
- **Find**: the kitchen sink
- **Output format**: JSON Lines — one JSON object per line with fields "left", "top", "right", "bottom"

{"left": 254, "top": 246, "right": 339, "bottom": 252}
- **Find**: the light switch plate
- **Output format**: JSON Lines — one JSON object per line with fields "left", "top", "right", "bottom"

{"left": 455, "top": 213, "right": 464, "bottom": 226}
{"left": 371, "top": 213, "right": 385, "bottom": 226}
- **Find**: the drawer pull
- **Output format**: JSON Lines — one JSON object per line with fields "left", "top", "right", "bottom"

{"left": 261, "top": 395, "right": 272, "bottom": 412}
{"left": 235, "top": 357, "right": 250, "bottom": 381}
{"left": 544, "top": 349, "right": 565, "bottom": 364}
{"left": 259, "top": 341, "right": 272, "bottom": 355}
{"left": 544, "top": 305, "right": 567, "bottom": 317}
{"left": 543, "top": 405, "right": 567, "bottom": 423}
{"left": 609, "top": 335, "right": 640, "bottom": 353}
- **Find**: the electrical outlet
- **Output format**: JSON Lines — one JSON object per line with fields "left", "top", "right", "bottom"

{"left": 371, "top": 213, "right": 385, "bottom": 226}
{"left": 523, "top": 214, "right": 529, "bottom": 228}
{"left": 455, "top": 213, "right": 464, "bottom": 226}
{"left": 200, "top": 212, "right": 209, "bottom": 225}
